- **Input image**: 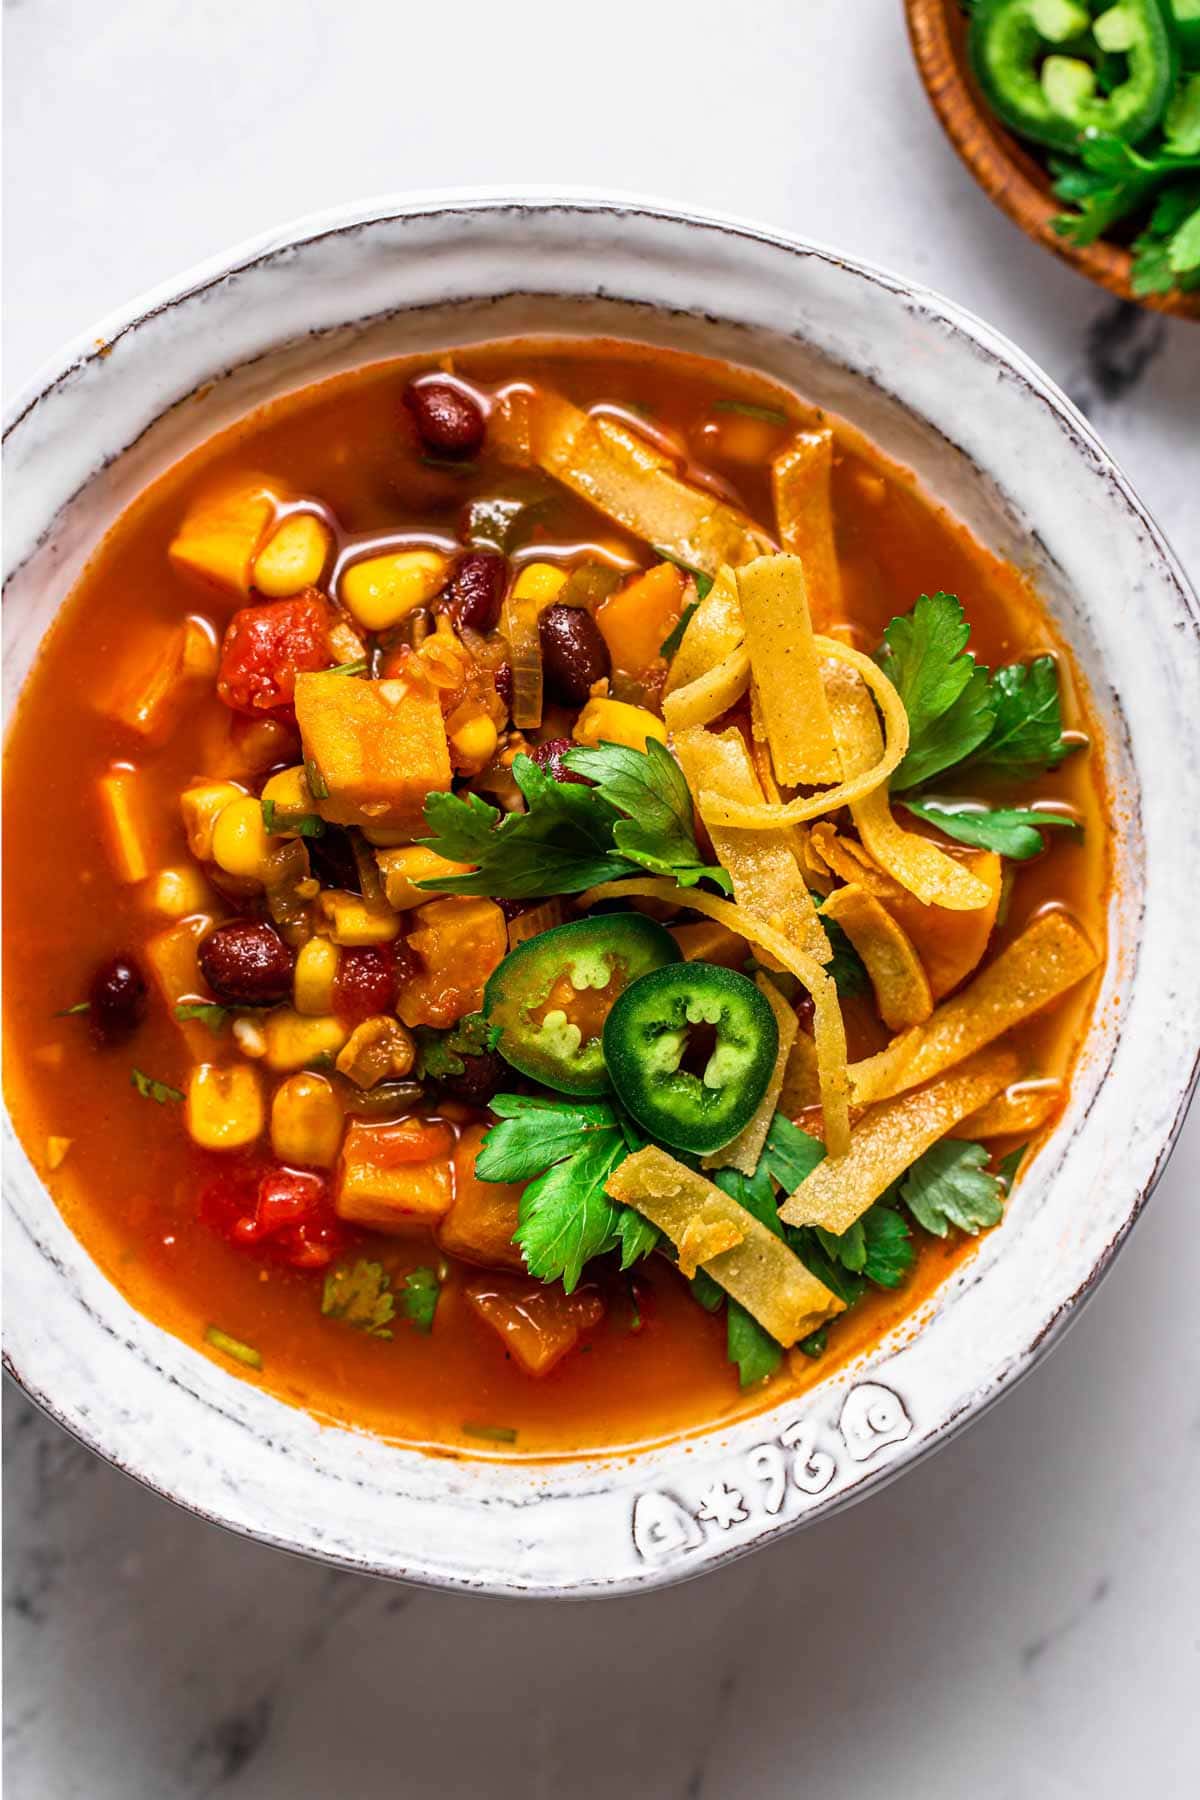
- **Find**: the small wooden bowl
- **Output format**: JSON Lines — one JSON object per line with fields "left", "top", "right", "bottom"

{"left": 905, "top": 0, "right": 1200, "bottom": 321}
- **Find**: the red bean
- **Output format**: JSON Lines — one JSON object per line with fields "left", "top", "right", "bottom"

{"left": 404, "top": 377, "right": 486, "bottom": 459}
{"left": 438, "top": 551, "right": 507, "bottom": 633}
{"left": 199, "top": 922, "right": 295, "bottom": 1006}
{"left": 434, "top": 1049, "right": 506, "bottom": 1107}
{"left": 88, "top": 954, "right": 148, "bottom": 1045}
{"left": 528, "top": 737, "right": 588, "bottom": 784}
{"left": 539, "top": 604, "right": 610, "bottom": 705}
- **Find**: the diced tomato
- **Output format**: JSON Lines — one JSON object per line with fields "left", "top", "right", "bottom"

{"left": 199, "top": 1163, "right": 349, "bottom": 1269}
{"left": 217, "top": 591, "right": 335, "bottom": 715}
{"left": 332, "top": 942, "right": 407, "bottom": 1025}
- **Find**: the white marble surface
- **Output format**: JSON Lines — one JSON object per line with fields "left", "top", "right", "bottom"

{"left": 4, "top": 1, "right": 1198, "bottom": 1794}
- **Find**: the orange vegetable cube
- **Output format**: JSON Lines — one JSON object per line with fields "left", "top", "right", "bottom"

{"left": 597, "top": 562, "right": 686, "bottom": 675}
{"left": 144, "top": 916, "right": 215, "bottom": 1057}
{"left": 169, "top": 476, "right": 281, "bottom": 596}
{"left": 99, "top": 616, "right": 219, "bottom": 741}
{"left": 98, "top": 764, "right": 162, "bottom": 883}
{"left": 397, "top": 898, "right": 508, "bottom": 1029}
{"left": 465, "top": 1275, "right": 604, "bottom": 1376}
{"left": 437, "top": 1125, "right": 526, "bottom": 1270}
{"left": 335, "top": 1116, "right": 456, "bottom": 1232}
{"left": 293, "top": 672, "right": 452, "bottom": 832}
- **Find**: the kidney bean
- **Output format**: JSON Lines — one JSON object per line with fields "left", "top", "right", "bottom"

{"left": 493, "top": 661, "right": 513, "bottom": 711}
{"left": 404, "top": 377, "right": 486, "bottom": 459}
{"left": 435, "top": 1049, "right": 506, "bottom": 1108}
{"left": 539, "top": 604, "right": 610, "bottom": 705}
{"left": 88, "top": 954, "right": 148, "bottom": 1046}
{"left": 528, "top": 736, "right": 588, "bottom": 785}
{"left": 199, "top": 922, "right": 295, "bottom": 1006}
{"left": 438, "top": 550, "right": 507, "bottom": 634}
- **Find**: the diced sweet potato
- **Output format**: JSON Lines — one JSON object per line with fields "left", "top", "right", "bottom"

{"left": 596, "top": 562, "right": 686, "bottom": 675}
{"left": 437, "top": 1125, "right": 526, "bottom": 1271}
{"left": 169, "top": 476, "right": 281, "bottom": 596}
{"left": 99, "top": 616, "right": 218, "bottom": 740}
{"left": 397, "top": 897, "right": 508, "bottom": 1028}
{"left": 98, "top": 764, "right": 162, "bottom": 883}
{"left": 335, "top": 1117, "right": 455, "bottom": 1231}
{"left": 294, "top": 672, "right": 452, "bottom": 832}
{"left": 465, "top": 1275, "right": 604, "bottom": 1376}
{"left": 145, "top": 916, "right": 215, "bottom": 1057}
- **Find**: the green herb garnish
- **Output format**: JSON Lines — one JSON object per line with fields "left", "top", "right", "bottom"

{"left": 54, "top": 1001, "right": 90, "bottom": 1017}
{"left": 131, "top": 1068, "right": 184, "bottom": 1105}
{"left": 327, "top": 657, "right": 369, "bottom": 677}
{"left": 204, "top": 1325, "right": 262, "bottom": 1369}
{"left": 900, "top": 1140, "right": 1004, "bottom": 1238}
{"left": 564, "top": 738, "right": 732, "bottom": 893}
{"left": 900, "top": 799, "right": 1081, "bottom": 861}
{"left": 304, "top": 758, "right": 330, "bottom": 800}
{"left": 414, "top": 1010, "right": 500, "bottom": 1080}
{"left": 261, "top": 796, "right": 326, "bottom": 837}
{"left": 174, "top": 1002, "right": 235, "bottom": 1034}
{"left": 878, "top": 592, "right": 994, "bottom": 791}
{"left": 401, "top": 1266, "right": 441, "bottom": 1334}
{"left": 713, "top": 398, "right": 789, "bottom": 424}
{"left": 462, "top": 1422, "right": 519, "bottom": 1443}
{"left": 321, "top": 1260, "right": 396, "bottom": 1337}
{"left": 651, "top": 547, "right": 715, "bottom": 600}
{"left": 659, "top": 599, "right": 700, "bottom": 659}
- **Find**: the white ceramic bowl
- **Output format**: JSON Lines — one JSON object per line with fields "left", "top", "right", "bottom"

{"left": 5, "top": 193, "right": 1199, "bottom": 1596}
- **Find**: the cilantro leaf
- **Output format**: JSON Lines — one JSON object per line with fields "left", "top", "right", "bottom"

{"left": 659, "top": 599, "right": 700, "bottom": 659}
{"left": 400, "top": 1266, "right": 440, "bottom": 1334}
{"left": 997, "top": 1144, "right": 1028, "bottom": 1191}
{"left": 966, "top": 656, "right": 1076, "bottom": 781}
{"left": 54, "top": 1001, "right": 90, "bottom": 1017}
{"left": 131, "top": 1068, "right": 183, "bottom": 1104}
{"left": 900, "top": 799, "right": 1081, "bottom": 861}
{"left": 414, "top": 1011, "right": 498, "bottom": 1080}
{"left": 760, "top": 1113, "right": 825, "bottom": 1192}
{"left": 175, "top": 1001, "right": 236, "bottom": 1033}
{"left": 689, "top": 1266, "right": 725, "bottom": 1313}
{"left": 652, "top": 548, "right": 715, "bottom": 599}
{"left": 418, "top": 754, "right": 638, "bottom": 899}
{"left": 860, "top": 1205, "right": 915, "bottom": 1288}
{"left": 712, "top": 1162, "right": 783, "bottom": 1235}
{"left": 877, "top": 593, "right": 995, "bottom": 791}
{"left": 796, "top": 1325, "right": 828, "bottom": 1360}
{"left": 261, "top": 796, "right": 326, "bottom": 837}
{"left": 727, "top": 1302, "right": 784, "bottom": 1386}
{"left": 476, "top": 1095, "right": 621, "bottom": 1181}
{"left": 321, "top": 1260, "right": 396, "bottom": 1338}
{"left": 901, "top": 1140, "right": 1004, "bottom": 1238}
{"left": 787, "top": 1227, "right": 867, "bottom": 1308}
{"left": 815, "top": 1218, "right": 867, "bottom": 1273}
{"left": 612, "top": 1205, "right": 660, "bottom": 1268}
{"left": 564, "top": 738, "right": 732, "bottom": 892}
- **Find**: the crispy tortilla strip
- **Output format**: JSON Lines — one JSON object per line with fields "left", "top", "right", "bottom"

{"left": 700, "top": 639, "right": 908, "bottom": 829}
{"left": 608, "top": 1146, "right": 843, "bottom": 1344}
{"left": 675, "top": 726, "right": 829, "bottom": 964}
{"left": 846, "top": 1029, "right": 923, "bottom": 1108}
{"left": 704, "top": 976, "right": 799, "bottom": 1175}
{"left": 819, "top": 884, "right": 933, "bottom": 1030}
{"left": 847, "top": 911, "right": 1099, "bottom": 1105}
{"left": 677, "top": 1216, "right": 744, "bottom": 1280}
{"left": 826, "top": 661, "right": 992, "bottom": 911}
{"left": 772, "top": 429, "right": 842, "bottom": 630}
{"left": 664, "top": 565, "right": 744, "bottom": 694}
{"left": 955, "top": 1080, "right": 1064, "bottom": 1140}
{"left": 493, "top": 387, "right": 772, "bottom": 575}
{"left": 781, "top": 1048, "right": 1020, "bottom": 1235}
{"left": 811, "top": 825, "right": 1002, "bottom": 997}
{"left": 662, "top": 647, "right": 750, "bottom": 732}
{"left": 736, "top": 556, "right": 840, "bottom": 785}
{"left": 779, "top": 1028, "right": 821, "bottom": 1114}
{"left": 581, "top": 876, "right": 850, "bottom": 1156}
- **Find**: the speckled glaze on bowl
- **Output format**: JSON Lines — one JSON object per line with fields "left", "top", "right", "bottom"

{"left": 4, "top": 193, "right": 1199, "bottom": 1597}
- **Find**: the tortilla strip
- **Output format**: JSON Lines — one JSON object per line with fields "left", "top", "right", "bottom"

{"left": 779, "top": 1028, "right": 821, "bottom": 1114}
{"left": 607, "top": 1147, "right": 843, "bottom": 1344}
{"left": 674, "top": 726, "right": 829, "bottom": 964}
{"left": 772, "top": 429, "right": 843, "bottom": 629}
{"left": 827, "top": 661, "right": 992, "bottom": 911}
{"left": 664, "top": 565, "right": 743, "bottom": 694}
{"left": 677, "top": 1216, "right": 744, "bottom": 1280}
{"left": 736, "top": 556, "right": 841, "bottom": 785}
{"left": 781, "top": 1047, "right": 1020, "bottom": 1235}
{"left": 847, "top": 910, "right": 1099, "bottom": 1105}
{"left": 492, "top": 387, "right": 772, "bottom": 575}
{"left": 662, "top": 647, "right": 750, "bottom": 732}
{"left": 819, "top": 884, "right": 933, "bottom": 1030}
{"left": 581, "top": 876, "right": 850, "bottom": 1156}
{"left": 703, "top": 975, "right": 800, "bottom": 1175}
{"left": 955, "top": 1080, "right": 1064, "bottom": 1140}
{"left": 700, "top": 639, "right": 908, "bottom": 828}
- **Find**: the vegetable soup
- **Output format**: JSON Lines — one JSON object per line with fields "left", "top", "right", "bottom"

{"left": 2, "top": 340, "right": 1109, "bottom": 1455}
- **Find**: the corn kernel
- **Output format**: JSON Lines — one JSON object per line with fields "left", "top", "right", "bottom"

{"left": 181, "top": 780, "right": 246, "bottom": 861}
{"left": 340, "top": 550, "right": 449, "bottom": 631}
{"left": 317, "top": 889, "right": 401, "bottom": 946}
{"left": 572, "top": 696, "right": 668, "bottom": 752}
{"left": 449, "top": 712, "right": 498, "bottom": 771}
{"left": 145, "top": 864, "right": 211, "bottom": 919}
{"left": 511, "top": 561, "right": 567, "bottom": 603}
{"left": 375, "top": 846, "right": 471, "bottom": 911}
{"left": 211, "top": 796, "right": 273, "bottom": 881}
{"left": 270, "top": 1072, "right": 344, "bottom": 1168}
{"left": 186, "top": 1063, "right": 265, "bottom": 1151}
{"left": 252, "top": 514, "right": 332, "bottom": 597}
{"left": 262, "top": 1010, "right": 350, "bottom": 1073}
{"left": 294, "top": 936, "right": 340, "bottom": 1014}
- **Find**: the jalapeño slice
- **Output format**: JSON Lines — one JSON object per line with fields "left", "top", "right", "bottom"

{"left": 484, "top": 913, "right": 680, "bottom": 1096}
{"left": 602, "top": 962, "right": 779, "bottom": 1155}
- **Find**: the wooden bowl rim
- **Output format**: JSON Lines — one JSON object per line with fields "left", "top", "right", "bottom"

{"left": 904, "top": 0, "right": 1200, "bottom": 322}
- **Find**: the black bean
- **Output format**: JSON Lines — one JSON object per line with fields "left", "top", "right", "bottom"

{"left": 435, "top": 1049, "right": 506, "bottom": 1108}
{"left": 198, "top": 922, "right": 295, "bottom": 1006}
{"left": 538, "top": 604, "right": 610, "bottom": 705}
{"left": 438, "top": 551, "right": 507, "bottom": 633}
{"left": 88, "top": 955, "right": 148, "bottom": 1046}
{"left": 404, "top": 377, "right": 486, "bottom": 459}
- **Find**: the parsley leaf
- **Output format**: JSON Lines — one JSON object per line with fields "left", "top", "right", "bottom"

{"left": 901, "top": 1140, "right": 1004, "bottom": 1238}
{"left": 900, "top": 799, "right": 1081, "bottom": 861}
{"left": 321, "top": 1260, "right": 396, "bottom": 1337}
{"left": 419, "top": 754, "right": 638, "bottom": 899}
{"left": 712, "top": 1162, "right": 783, "bottom": 1234}
{"left": 414, "top": 1011, "right": 498, "bottom": 1080}
{"left": 660, "top": 599, "right": 700, "bottom": 659}
{"left": 400, "top": 1267, "right": 440, "bottom": 1334}
{"left": 965, "top": 656, "right": 1076, "bottom": 782}
{"left": 476, "top": 1095, "right": 650, "bottom": 1291}
{"left": 860, "top": 1205, "right": 915, "bottom": 1288}
{"left": 131, "top": 1068, "right": 183, "bottom": 1104}
{"left": 878, "top": 593, "right": 994, "bottom": 792}
{"left": 727, "top": 1302, "right": 784, "bottom": 1386}
{"left": 997, "top": 1144, "right": 1028, "bottom": 1191}
{"left": 564, "top": 738, "right": 732, "bottom": 891}
{"left": 760, "top": 1113, "right": 825, "bottom": 1192}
